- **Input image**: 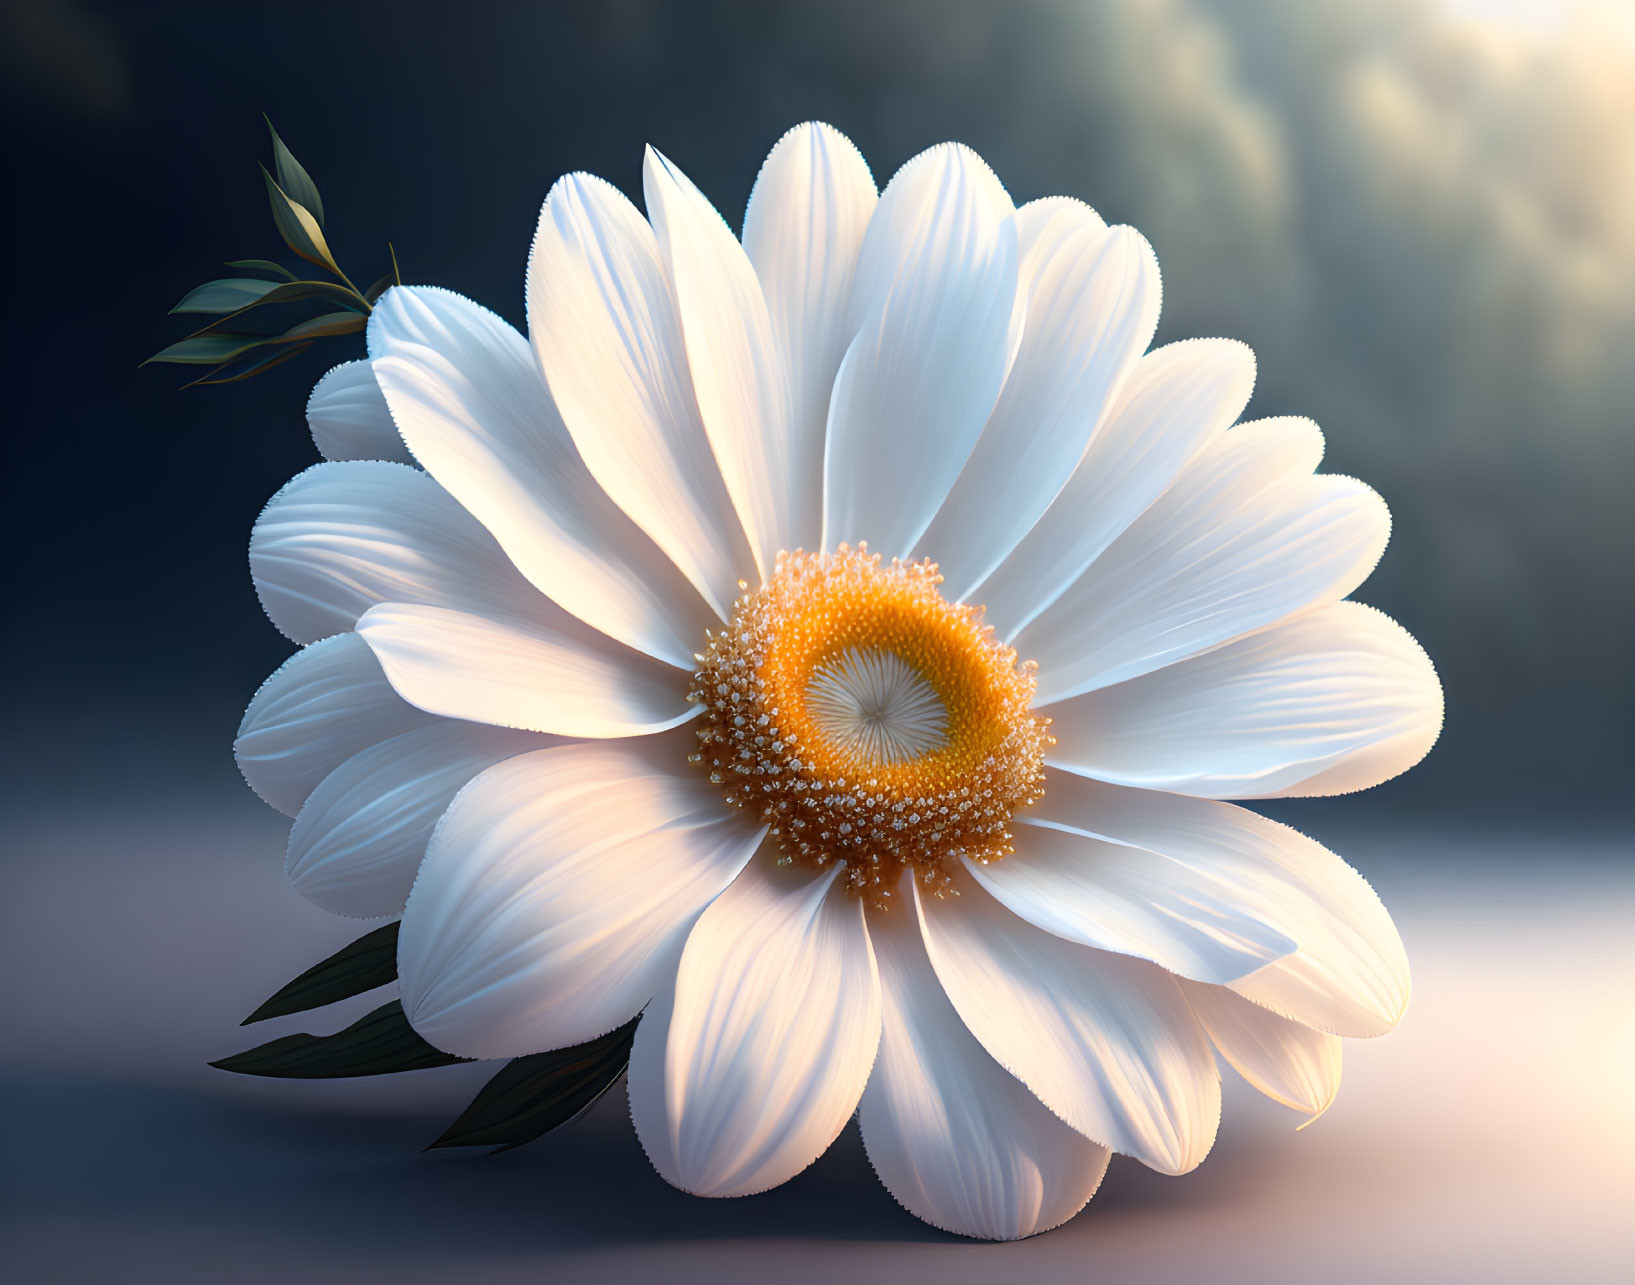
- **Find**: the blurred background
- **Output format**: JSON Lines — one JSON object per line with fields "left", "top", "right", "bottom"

{"left": 1, "top": 1, "right": 1630, "bottom": 1281}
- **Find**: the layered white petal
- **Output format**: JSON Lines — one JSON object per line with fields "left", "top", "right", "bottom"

{"left": 235, "top": 632, "right": 435, "bottom": 817}
{"left": 1181, "top": 980, "right": 1343, "bottom": 1119}
{"left": 250, "top": 460, "right": 540, "bottom": 645}
{"left": 1011, "top": 196, "right": 1107, "bottom": 260}
{"left": 645, "top": 148, "right": 793, "bottom": 581}
{"left": 528, "top": 175, "right": 755, "bottom": 618}
{"left": 630, "top": 860, "right": 881, "bottom": 1197}
{"left": 287, "top": 721, "right": 550, "bottom": 918}
{"left": 1022, "top": 771, "right": 1410, "bottom": 1036}
{"left": 977, "top": 339, "right": 1257, "bottom": 636}
{"left": 741, "top": 122, "right": 878, "bottom": 555}
{"left": 970, "top": 822, "right": 1296, "bottom": 985}
{"left": 1023, "top": 418, "right": 1388, "bottom": 701}
{"left": 920, "top": 215, "right": 1161, "bottom": 599}
{"left": 398, "top": 734, "right": 765, "bottom": 1058}
{"left": 307, "top": 360, "right": 412, "bottom": 464}
{"left": 368, "top": 286, "right": 715, "bottom": 668}
{"left": 257, "top": 458, "right": 698, "bottom": 737}
{"left": 1043, "top": 600, "right": 1443, "bottom": 800}
{"left": 355, "top": 601, "right": 694, "bottom": 739}
{"left": 859, "top": 901, "right": 1111, "bottom": 1240}
{"left": 823, "top": 143, "right": 1021, "bottom": 557}
{"left": 915, "top": 879, "right": 1220, "bottom": 1175}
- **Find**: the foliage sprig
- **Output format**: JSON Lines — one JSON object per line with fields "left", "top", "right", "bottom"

{"left": 213, "top": 921, "right": 636, "bottom": 1153}
{"left": 146, "top": 118, "right": 399, "bottom": 386}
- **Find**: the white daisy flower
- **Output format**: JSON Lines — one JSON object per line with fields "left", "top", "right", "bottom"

{"left": 239, "top": 122, "right": 1441, "bottom": 1240}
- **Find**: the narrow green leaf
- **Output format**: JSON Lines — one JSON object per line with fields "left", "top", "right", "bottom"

{"left": 273, "top": 310, "right": 367, "bottom": 342}
{"left": 262, "top": 165, "right": 340, "bottom": 275}
{"left": 241, "top": 922, "right": 400, "bottom": 1024}
{"left": 145, "top": 333, "right": 266, "bottom": 366}
{"left": 428, "top": 1016, "right": 638, "bottom": 1152}
{"left": 184, "top": 341, "right": 315, "bottom": 387}
{"left": 261, "top": 279, "right": 364, "bottom": 308}
{"left": 225, "top": 258, "right": 297, "bottom": 280}
{"left": 176, "top": 282, "right": 366, "bottom": 340}
{"left": 210, "top": 1000, "right": 469, "bottom": 1078}
{"left": 362, "top": 270, "right": 396, "bottom": 304}
{"left": 170, "top": 277, "right": 284, "bottom": 314}
{"left": 265, "top": 116, "right": 326, "bottom": 227}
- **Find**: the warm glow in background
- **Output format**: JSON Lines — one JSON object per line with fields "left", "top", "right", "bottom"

{"left": 1, "top": 1, "right": 1630, "bottom": 1280}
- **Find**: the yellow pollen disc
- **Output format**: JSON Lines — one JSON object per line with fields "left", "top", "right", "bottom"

{"left": 688, "top": 544, "right": 1052, "bottom": 907}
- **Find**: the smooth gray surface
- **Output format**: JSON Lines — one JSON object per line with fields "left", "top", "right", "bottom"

{"left": 3, "top": 806, "right": 1631, "bottom": 1283}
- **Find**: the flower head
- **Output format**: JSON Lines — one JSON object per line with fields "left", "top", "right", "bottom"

{"left": 691, "top": 543, "right": 1051, "bottom": 902}
{"left": 238, "top": 123, "right": 1441, "bottom": 1240}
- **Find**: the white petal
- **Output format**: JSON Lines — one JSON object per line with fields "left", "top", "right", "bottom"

{"left": 975, "top": 339, "right": 1257, "bottom": 637}
{"left": 915, "top": 878, "right": 1219, "bottom": 1175}
{"left": 1011, "top": 195, "right": 1107, "bottom": 258}
{"left": 252, "top": 456, "right": 702, "bottom": 738}
{"left": 250, "top": 460, "right": 541, "bottom": 646}
{"left": 919, "top": 218, "right": 1161, "bottom": 600}
{"left": 858, "top": 901, "right": 1111, "bottom": 1240}
{"left": 307, "top": 360, "right": 412, "bottom": 464}
{"left": 235, "top": 632, "right": 435, "bottom": 817}
{"left": 1022, "top": 418, "right": 1387, "bottom": 701}
{"left": 398, "top": 733, "right": 765, "bottom": 1058}
{"left": 645, "top": 147, "right": 793, "bottom": 581}
{"left": 368, "top": 286, "right": 715, "bottom": 668}
{"left": 528, "top": 175, "right": 755, "bottom": 618}
{"left": 822, "top": 143, "right": 1021, "bottom": 557}
{"left": 741, "top": 122, "right": 878, "bottom": 555}
{"left": 1181, "top": 979, "right": 1343, "bottom": 1119}
{"left": 1042, "top": 600, "right": 1444, "bottom": 800}
{"left": 630, "top": 860, "right": 882, "bottom": 1197}
{"left": 1023, "top": 771, "right": 1410, "bottom": 1036}
{"left": 287, "top": 721, "right": 550, "bottom": 918}
{"left": 969, "top": 822, "right": 1296, "bottom": 985}
{"left": 355, "top": 601, "right": 694, "bottom": 739}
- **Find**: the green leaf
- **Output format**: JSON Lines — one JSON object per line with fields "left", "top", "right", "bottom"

{"left": 145, "top": 333, "right": 267, "bottom": 366}
{"left": 265, "top": 116, "right": 325, "bottom": 227}
{"left": 184, "top": 341, "right": 315, "bottom": 387}
{"left": 428, "top": 1016, "right": 638, "bottom": 1152}
{"left": 262, "top": 165, "right": 340, "bottom": 275}
{"left": 362, "top": 270, "right": 396, "bottom": 304}
{"left": 258, "top": 279, "right": 364, "bottom": 309}
{"left": 272, "top": 310, "right": 367, "bottom": 342}
{"left": 206, "top": 279, "right": 361, "bottom": 317}
{"left": 241, "top": 922, "right": 400, "bottom": 1024}
{"left": 170, "top": 277, "right": 284, "bottom": 314}
{"left": 210, "top": 1000, "right": 469, "bottom": 1078}
{"left": 225, "top": 258, "right": 297, "bottom": 280}
{"left": 177, "top": 283, "right": 366, "bottom": 339}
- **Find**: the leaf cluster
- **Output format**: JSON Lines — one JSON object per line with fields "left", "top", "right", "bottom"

{"left": 212, "top": 921, "right": 637, "bottom": 1154}
{"left": 146, "top": 119, "right": 399, "bottom": 386}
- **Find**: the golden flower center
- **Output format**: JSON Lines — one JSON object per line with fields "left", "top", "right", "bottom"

{"left": 689, "top": 544, "right": 1051, "bottom": 906}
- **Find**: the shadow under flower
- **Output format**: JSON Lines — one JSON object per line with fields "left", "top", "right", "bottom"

{"left": 1, "top": 1064, "right": 1276, "bottom": 1265}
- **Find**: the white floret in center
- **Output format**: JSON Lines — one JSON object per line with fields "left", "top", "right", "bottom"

{"left": 803, "top": 646, "right": 949, "bottom": 765}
